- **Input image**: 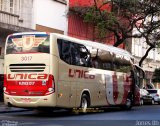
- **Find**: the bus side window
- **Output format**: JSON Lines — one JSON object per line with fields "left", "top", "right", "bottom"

{"left": 57, "top": 39, "right": 91, "bottom": 67}
{"left": 57, "top": 39, "right": 62, "bottom": 59}
{"left": 91, "top": 57, "right": 99, "bottom": 68}
{"left": 113, "top": 53, "right": 132, "bottom": 73}
{"left": 70, "top": 43, "right": 80, "bottom": 65}
{"left": 96, "top": 49, "right": 113, "bottom": 70}
{"left": 78, "top": 45, "right": 91, "bottom": 67}
{"left": 102, "top": 52, "right": 113, "bottom": 70}
{"left": 57, "top": 39, "right": 71, "bottom": 64}
{"left": 102, "top": 62, "right": 112, "bottom": 70}
{"left": 62, "top": 41, "right": 71, "bottom": 64}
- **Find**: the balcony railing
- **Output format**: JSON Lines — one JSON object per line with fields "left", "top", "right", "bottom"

{"left": 0, "top": 10, "right": 19, "bottom": 26}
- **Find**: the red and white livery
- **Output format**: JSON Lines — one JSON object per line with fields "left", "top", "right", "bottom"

{"left": 4, "top": 32, "right": 141, "bottom": 112}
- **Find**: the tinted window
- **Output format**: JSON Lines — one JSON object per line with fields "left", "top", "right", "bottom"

{"left": 91, "top": 49, "right": 131, "bottom": 72}
{"left": 6, "top": 34, "right": 50, "bottom": 54}
{"left": 57, "top": 39, "right": 91, "bottom": 67}
{"left": 113, "top": 54, "right": 132, "bottom": 73}
{"left": 147, "top": 90, "right": 157, "bottom": 94}
{"left": 90, "top": 49, "right": 113, "bottom": 70}
{"left": 57, "top": 38, "right": 132, "bottom": 73}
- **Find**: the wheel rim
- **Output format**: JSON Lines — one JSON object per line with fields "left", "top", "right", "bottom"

{"left": 152, "top": 99, "right": 154, "bottom": 104}
{"left": 141, "top": 99, "right": 144, "bottom": 105}
{"left": 81, "top": 97, "right": 88, "bottom": 112}
{"left": 126, "top": 99, "right": 131, "bottom": 108}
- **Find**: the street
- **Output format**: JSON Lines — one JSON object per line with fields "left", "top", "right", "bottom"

{"left": 0, "top": 105, "right": 160, "bottom": 126}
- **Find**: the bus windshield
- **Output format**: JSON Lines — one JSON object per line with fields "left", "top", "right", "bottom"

{"left": 6, "top": 34, "right": 50, "bottom": 54}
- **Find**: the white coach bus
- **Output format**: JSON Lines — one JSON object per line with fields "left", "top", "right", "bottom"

{"left": 3, "top": 32, "right": 140, "bottom": 112}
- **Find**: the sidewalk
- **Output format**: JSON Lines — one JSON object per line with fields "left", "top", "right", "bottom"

{"left": 0, "top": 102, "right": 29, "bottom": 113}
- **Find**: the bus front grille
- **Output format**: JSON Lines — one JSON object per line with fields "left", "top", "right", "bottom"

{"left": 9, "top": 64, "right": 46, "bottom": 72}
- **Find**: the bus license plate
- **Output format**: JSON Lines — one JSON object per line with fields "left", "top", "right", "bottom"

{"left": 21, "top": 98, "right": 31, "bottom": 103}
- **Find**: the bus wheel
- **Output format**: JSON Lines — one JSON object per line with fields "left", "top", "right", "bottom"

{"left": 121, "top": 95, "right": 132, "bottom": 110}
{"left": 80, "top": 94, "right": 90, "bottom": 113}
{"left": 140, "top": 99, "right": 144, "bottom": 105}
{"left": 151, "top": 99, "right": 155, "bottom": 105}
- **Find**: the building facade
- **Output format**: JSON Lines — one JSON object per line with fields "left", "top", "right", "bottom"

{"left": 0, "top": 0, "right": 68, "bottom": 57}
{"left": 32, "top": 0, "right": 68, "bottom": 34}
{"left": 0, "top": 0, "right": 34, "bottom": 73}
{"left": 0, "top": 0, "right": 68, "bottom": 73}
{"left": 132, "top": 28, "right": 160, "bottom": 88}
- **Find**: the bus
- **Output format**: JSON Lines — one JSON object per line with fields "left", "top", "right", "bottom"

{"left": 0, "top": 57, "right": 4, "bottom": 102}
{"left": 4, "top": 32, "right": 141, "bottom": 112}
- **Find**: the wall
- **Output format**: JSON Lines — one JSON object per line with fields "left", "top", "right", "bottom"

{"left": 32, "top": 0, "right": 68, "bottom": 34}
{"left": 19, "top": 0, "right": 33, "bottom": 28}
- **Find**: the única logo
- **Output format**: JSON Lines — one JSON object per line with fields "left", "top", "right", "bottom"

{"left": 12, "top": 35, "right": 47, "bottom": 50}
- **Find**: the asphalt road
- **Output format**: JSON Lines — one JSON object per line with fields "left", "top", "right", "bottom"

{"left": 0, "top": 105, "right": 160, "bottom": 126}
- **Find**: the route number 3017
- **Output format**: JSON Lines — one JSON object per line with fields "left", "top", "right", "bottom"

{"left": 21, "top": 56, "right": 32, "bottom": 61}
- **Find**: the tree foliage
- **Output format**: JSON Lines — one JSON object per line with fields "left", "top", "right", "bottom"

{"left": 69, "top": 0, "right": 160, "bottom": 66}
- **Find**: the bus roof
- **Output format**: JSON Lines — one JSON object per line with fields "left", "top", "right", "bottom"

{"left": 51, "top": 33, "right": 133, "bottom": 58}
{"left": 9, "top": 32, "right": 48, "bottom": 36}
{"left": 9, "top": 32, "right": 133, "bottom": 58}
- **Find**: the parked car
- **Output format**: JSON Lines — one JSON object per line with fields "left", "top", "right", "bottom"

{"left": 140, "top": 89, "right": 154, "bottom": 105}
{"left": 147, "top": 89, "right": 160, "bottom": 104}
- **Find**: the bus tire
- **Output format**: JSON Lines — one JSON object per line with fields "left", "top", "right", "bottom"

{"left": 121, "top": 95, "right": 133, "bottom": 110}
{"left": 80, "top": 94, "right": 90, "bottom": 113}
{"left": 151, "top": 99, "right": 155, "bottom": 105}
{"left": 140, "top": 98, "right": 144, "bottom": 105}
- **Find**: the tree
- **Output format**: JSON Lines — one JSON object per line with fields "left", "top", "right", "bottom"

{"left": 152, "top": 68, "right": 160, "bottom": 83}
{"left": 69, "top": 0, "right": 160, "bottom": 66}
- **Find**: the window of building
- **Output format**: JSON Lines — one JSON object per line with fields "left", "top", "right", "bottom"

{"left": 10, "top": 0, "right": 14, "bottom": 13}
{"left": 0, "top": 0, "right": 16, "bottom": 13}
{"left": 0, "top": 0, "right": 2, "bottom": 10}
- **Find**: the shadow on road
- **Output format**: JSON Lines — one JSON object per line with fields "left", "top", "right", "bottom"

{"left": 12, "top": 106, "right": 139, "bottom": 118}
